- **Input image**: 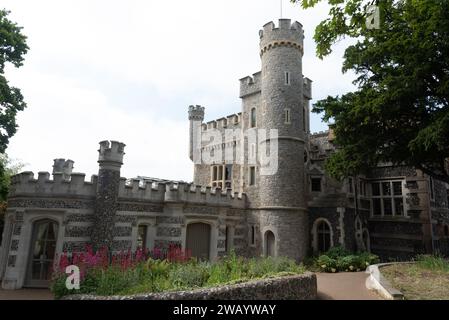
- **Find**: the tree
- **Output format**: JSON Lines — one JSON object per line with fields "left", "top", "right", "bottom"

{"left": 0, "top": 9, "right": 28, "bottom": 240}
{"left": 294, "top": 0, "right": 449, "bottom": 183}
{"left": 1, "top": 9, "right": 28, "bottom": 152}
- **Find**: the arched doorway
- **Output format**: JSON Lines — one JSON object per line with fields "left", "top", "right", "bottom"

{"left": 265, "top": 230, "right": 275, "bottom": 257}
{"left": 317, "top": 221, "right": 331, "bottom": 253}
{"left": 26, "top": 219, "right": 59, "bottom": 287}
{"left": 186, "top": 223, "right": 211, "bottom": 261}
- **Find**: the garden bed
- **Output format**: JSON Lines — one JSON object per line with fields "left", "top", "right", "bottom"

{"left": 51, "top": 246, "right": 311, "bottom": 299}
{"left": 380, "top": 255, "right": 449, "bottom": 300}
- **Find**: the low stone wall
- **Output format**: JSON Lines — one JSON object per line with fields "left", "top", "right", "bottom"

{"left": 63, "top": 272, "right": 317, "bottom": 300}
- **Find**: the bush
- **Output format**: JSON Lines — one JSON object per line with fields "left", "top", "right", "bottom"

{"left": 315, "top": 247, "right": 379, "bottom": 273}
{"left": 325, "top": 246, "right": 351, "bottom": 259}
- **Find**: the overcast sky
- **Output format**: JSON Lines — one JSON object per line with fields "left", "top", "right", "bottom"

{"left": 3, "top": 0, "right": 356, "bottom": 182}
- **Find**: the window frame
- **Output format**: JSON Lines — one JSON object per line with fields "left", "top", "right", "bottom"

{"left": 250, "top": 108, "right": 257, "bottom": 128}
{"left": 370, "top": 180, "right": 406, "bottom": 217}
{"left": 249, "top": 166, "right": 256, "bottom": 186}
{"left": 211, "top": 164, "right": 232, "bottom": 189}
{"left": 310, "top": 176, "right": 322, "bottom": 193}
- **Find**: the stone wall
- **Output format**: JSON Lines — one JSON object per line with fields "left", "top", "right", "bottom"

{"left": 63, "top": 272, "right": 317, "bottom": 300}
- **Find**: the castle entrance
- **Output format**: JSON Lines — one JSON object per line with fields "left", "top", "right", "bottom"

{"left": 25, "top": 219, "right": 58, "bottom": 287}
{"left": 186, "top": 222, "right": 211, "bottom": 261}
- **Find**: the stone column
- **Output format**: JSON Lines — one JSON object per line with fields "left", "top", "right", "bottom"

{"left": 91, "top": 140, "right": 125, "bottom": 252}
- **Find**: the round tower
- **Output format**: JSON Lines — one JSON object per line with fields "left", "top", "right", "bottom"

{"left": 258, "top": 19, "right": 308, "bottom": 261}
{"left": 92, "top": 140, "right": 125, "bottom": 252}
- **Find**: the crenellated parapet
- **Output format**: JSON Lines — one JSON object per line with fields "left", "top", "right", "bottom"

{"left": 239, "top": 71, "right": 261, "bottom": 98}
{"left": 259, "top": 19, "right": 304, "bottom": 57}
{"left": 118, "top": 178, "right": 166, "bottom": 202}
{"left": 9, "top": 171, "right": 98, "bottom": 197}
{"left": 164, "top": 182, "right": 247, "bottom": 208}
{"left": 188, "top": 105, "right": 205, "bottom": 121}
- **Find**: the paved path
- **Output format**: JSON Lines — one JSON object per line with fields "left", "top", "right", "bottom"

{"left": 0, "top": 288, "right": 53, "bottom": 300}
{"left": 316, "top": 271, "right": 382, "bottom": 300}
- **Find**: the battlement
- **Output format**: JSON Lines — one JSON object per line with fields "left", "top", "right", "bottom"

{"left": 239, "top": 71, "right": 261, "bottom": 98}
{"left": 164, "top": 182, "right": 247, "bottom": 208}
{"left": 188, "top": 105, "right": 205, "bottom": 121}
{"left": 98, "top": 140, "right": 125, "bottom": 167}
{"left": 202, "top": 113, "right": 242, "bottom": 131}
{"left": 259, "top": 19, "right": 304, "bottom": 56}
{"left": 310, "top": 130, "right": 329, "bottom": 137}
{"left": 9, "top": 171, "right": 98, "bottom": 197}
{"left": 9, "top": 171, "right": 247, "bottom": 208}
{"left": 118, "top": 178, "right": 166, "bottom": 202}
{"left": 119, "top": 179, "right": 246, "bottom": 208}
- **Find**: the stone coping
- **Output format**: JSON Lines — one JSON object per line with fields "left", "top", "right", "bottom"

{"left": 365, "top": 262, "right": 412, "bottom": 300}
{"left": 63, "top": 272, "right": 317, "bottom": 300}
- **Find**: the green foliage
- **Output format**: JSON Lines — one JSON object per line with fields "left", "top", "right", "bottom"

{"left": 0, "top": 9, "right": 29, "bottom": 154}
{"left": 170, "top": 261, "right": 210, "bottom": 289}
{"left": 415, "top": 254, "right": 449, "bottom": 272}
{"left": 293, "top": 0, "right": 449, "bottom": 183}
{"left": 324, "top": 245, "right": 350, "bottom": 259}
{"left": 51, "top": 253, "right": 305, "bottom": 299}
{"left": 315, "top": 247, "right": 379, "bottom": 272}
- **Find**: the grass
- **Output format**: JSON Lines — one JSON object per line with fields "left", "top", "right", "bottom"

{"left": 381, "top": 255, "right": 449, "bottom": 300}
{"left": 51, "top": 252, "right": 305, "bottom": 299}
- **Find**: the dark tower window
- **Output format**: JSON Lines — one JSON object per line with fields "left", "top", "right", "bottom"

{"left": 250, "top": 108, "right": 256, "bottom": 128}
{"left": 249, "top": 166, "right": 256, "bottom": 186}
{"left": 250, "top": 225, "right": 256, "bottom": 245}
{"left": 444, "top": 225, "right": 449, "bottom": 237}
{"left": 303, "top": 107, "right": 306, "bottom": 131}
{"left": 284, "top": 108, "right": 291, "bottom": 124}
{"left": 311, "top": 177, "right": 322, "bottom": 192}
{"left": 284, "top": 71, "right": 290, "bottom": 85}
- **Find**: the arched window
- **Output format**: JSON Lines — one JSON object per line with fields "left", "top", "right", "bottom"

{"left": 250, "top": 108, "right": 256, "bottom": 128}
{"left": 265, "top": 230, "right": 275, "bottom": 257}
{"left": 317, "top": 221, "right": 331, "bottom": 253}
{"left": 26, "top": 219, "right": 59, "bottom": 287}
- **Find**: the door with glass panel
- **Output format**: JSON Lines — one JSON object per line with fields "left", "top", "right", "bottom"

{"left": 26, "top": 220, "right": 59, "bottom": 287}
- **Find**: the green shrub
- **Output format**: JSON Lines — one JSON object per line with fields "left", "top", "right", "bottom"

{"left": 169, "top": 261, "right": 210, "bottom": 289}
{"left": 317, "top": 255, "right": 338, "bottom": 272}
{"left": 315, "top": 248, "right": 380, "bottom": 273}
{"left": 325, "top": 246, "right": 350, "bottom": 259}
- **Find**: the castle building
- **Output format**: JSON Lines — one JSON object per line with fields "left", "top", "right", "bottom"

{"left": 1, "top": 19, "right": 449, "bottom": 289}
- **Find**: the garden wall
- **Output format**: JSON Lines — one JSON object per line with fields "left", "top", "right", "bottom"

{"left": 63, "top": 272, "right": 317, "bottom": 300}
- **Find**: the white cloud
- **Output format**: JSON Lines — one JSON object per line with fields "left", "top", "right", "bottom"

{"left": 3, "top": 0, "right": 357, "bottom": 181}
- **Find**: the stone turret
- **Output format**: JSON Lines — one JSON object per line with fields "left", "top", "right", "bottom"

{"left": 188, "top": 105, "right": 205, "bottom": 162}
{"left": 257, "top": 19, "right": 308, "bottom": 261}
{"left": 52, "top": 158, "right": 74, "bottom": 180}
{"left": 91, "top": 140, "right": 126, "bottom": 252}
